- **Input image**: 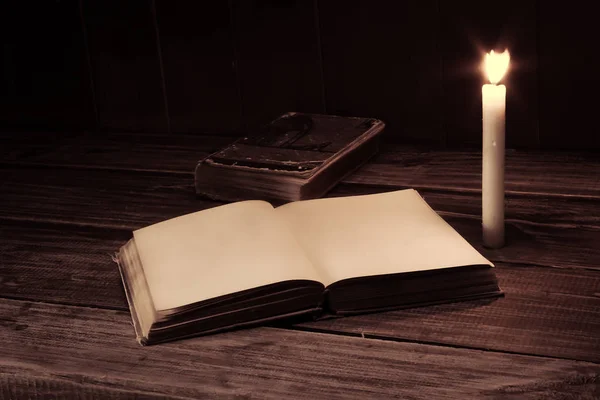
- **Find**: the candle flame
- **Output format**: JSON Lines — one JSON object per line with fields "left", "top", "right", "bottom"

{"left": 484, "top": 50, "right": 510, "bottom": 84}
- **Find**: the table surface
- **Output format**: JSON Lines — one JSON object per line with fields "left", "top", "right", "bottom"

{"left": 1, "top": 131, "right": 599, "bottom": 399}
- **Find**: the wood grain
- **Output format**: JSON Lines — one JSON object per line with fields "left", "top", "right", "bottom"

{"left": 0, "top": 370, "right": 170, "bottom": 400}
{"left": 346, "top": 146, "right": 600, "bottom": 199}
{"left": 445, "top": 214, "right": 600, "bottom": 270}
{"left": 0, "top": 167, "right": 221, "bottom": 230}
{"left": 2, "top": 298, "right": 599, "bottom": 399}
{"left": 297, "top": 262, "right": 600, "bottom": 363}
{"left": 0, "top": 221, "right": 128, "bottom": 309}
{"left": 2, "top": 132, "right": 599, "bottom": 284}
{"left": 0, "top": 162, "right": 600, "bottom": 269}
{"left": 0, "top": 131, "right": 80, "bottom": 163}
{"left": 2, "top": 222, "right": 599, "bottom": 362}
{"left": 3, "top": 133, "right": 597, "bottom": 199}
{"left": 2, "top": 133, "right": 600, "bottom": 395}
{"left": 1, "top": 166, "right": 598, "bottom": 270}
{"left": 0, "top": 132, "right": 233, "bottom": 174}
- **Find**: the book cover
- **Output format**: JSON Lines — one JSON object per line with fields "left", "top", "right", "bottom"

{"left": 195, "top": 112, "right": 385, "bottom": 202}
{"left": 115, "top": 189, "right": 502, "bottom": 345}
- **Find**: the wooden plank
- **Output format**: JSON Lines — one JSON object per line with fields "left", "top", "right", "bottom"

{"left": 232, "top": 0, "right": 325, "bottom": 129}
{"left": 443, "top": 214, "right": 600, "bottom": 271}
{"left": 1, "top": 167, "right": 598, "bottom": 270}
{"left": 297, "top": 262, "right": 600, "bottom": 363}
{"left": 0, "top": 131, "right": 80, "bottom": 163}
{"left": 3, "top": 133, "right": 596, "bottom": 200}
{"left": 0, "top": 221, "right": 128, "bottom": 309}
{"left": 0, "top": 370, "right": 170, "bottom": 400}
{"left": 0, "top": 0, "right": 95, "bottom": 131}
{"left": 346, "top": 147, "right": 600, "bottom": 199}
{"left": 82, "top": 0, "right": 168, "bottom": 132}
{"left": 155, "top": 0, "right": 242, "bottom": 134}
{"left": 0, "top": 167, "right": 221, "bottom": 231}
{"left": 2, "top": 221, "right": 599, "bottom": 362}
{"left": 538, "top": 3, "right": 600, "bottom": 150}
{"left": 2, "top": 298, "right": 599, "bottom": 399}
{"left": 440, "top": 0, "right": 539, "bottom": 148}
{"left": 0, "top": 132, "right": 233, "bottom": 174}
{"left": 318, "top": 0, "right": 442, "bottom": 145}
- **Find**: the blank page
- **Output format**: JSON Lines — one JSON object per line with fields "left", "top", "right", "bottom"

{"left": 134, "top": 201, "right": 322, "bottom": 311}
{"left": 275, "top": 189, "right": 492, "bottom": 287}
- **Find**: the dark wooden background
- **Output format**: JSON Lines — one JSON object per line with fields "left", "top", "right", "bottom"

{"left": 1, "top": 0, "right": 598, "bottom": 150}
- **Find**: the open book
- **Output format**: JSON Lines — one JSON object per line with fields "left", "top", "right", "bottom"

{"left": 116, "top": 189, "right": 501, "bottom": 345}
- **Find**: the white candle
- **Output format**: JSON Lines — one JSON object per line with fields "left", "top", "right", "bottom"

{"left": 482, "top": 50, "right": 509, "bottom": 249}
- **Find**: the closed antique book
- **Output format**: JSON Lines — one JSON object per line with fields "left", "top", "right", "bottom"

{"left": 195, "top": 112, "right": 385, "bottom": 202}
{"left": 115, "top": 189, "right": 502, "bottom": 345}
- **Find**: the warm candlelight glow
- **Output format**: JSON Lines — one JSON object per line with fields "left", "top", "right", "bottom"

{"left": 481, "top": 49, "right": 508, "bottom": 248}
{"left": 484, "top": 50, "right": 510, "bottom": 84}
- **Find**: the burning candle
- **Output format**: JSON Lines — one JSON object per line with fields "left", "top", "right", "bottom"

{"left": 482, "top": 50, "right": 509, "bottom": 248}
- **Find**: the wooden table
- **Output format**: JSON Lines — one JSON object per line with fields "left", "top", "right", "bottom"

{"left": 1, "top": 131, "right": 599, "bottom": 399}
